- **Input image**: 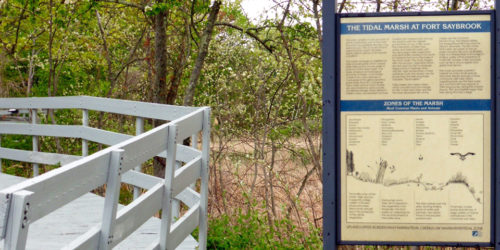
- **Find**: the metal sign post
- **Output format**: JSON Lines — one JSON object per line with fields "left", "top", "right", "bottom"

{"left": 495, "top": 0, "right": 500, "bottom": 249}
{"left": 322, "top": 0, "right": 338, "bottom": 249}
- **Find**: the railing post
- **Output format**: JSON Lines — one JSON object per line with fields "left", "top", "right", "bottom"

{"left": 0, "top": 134, "right": 2, "bottom": 173}
{"left": 133, "top": 117, "right": 144, "bottom": 200}
{"left": 31, "top": 109, "right": 39, "bottom": 177}
{"left": 3, "top": 190, "right": 33, "bottom": 250}
{"left": 82, "top": 109, "right": 89, "bottom": 157}
{"left": 199, "top": 108, "right": 211, "bottom": 250}
{"left": 99, "top": 149, "right": 124, "bottom": 250}
{"left": 160, "top": 124, "right": 177, "bottom": 250}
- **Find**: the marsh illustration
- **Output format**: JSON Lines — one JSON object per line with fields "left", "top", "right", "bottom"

{"left": 346, "top": 149, "right": 482, "bottom": 204}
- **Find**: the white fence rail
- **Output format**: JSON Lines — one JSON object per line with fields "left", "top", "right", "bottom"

{"left": 0, "top": 96, "right": 210, "bottom": 250}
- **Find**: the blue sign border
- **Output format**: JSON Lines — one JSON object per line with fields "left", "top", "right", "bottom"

{"left": 321, "top": 9, "right": 498, "bottom": 249}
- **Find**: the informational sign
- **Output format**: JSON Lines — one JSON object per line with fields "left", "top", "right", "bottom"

{"left": 339, "top": 15, "right": 491, "bottom": 243}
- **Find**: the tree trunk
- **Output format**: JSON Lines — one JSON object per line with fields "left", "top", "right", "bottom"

{"left": 183, "top": 0, "right": 221, "bottom": 106}
{"left": 153, "top": 6, "right": 168, "bottom": 104}
{"left": 312, "top": 0, "right": 322, "bottom": 54}
{"left": 152, "top": 3, "right": 170, "bottom": 177}
{"left": 166, "top": 14, "right": 190, "bottom": 105}
{"left": 376, "top": 0, "right": 382, "bottom": 12}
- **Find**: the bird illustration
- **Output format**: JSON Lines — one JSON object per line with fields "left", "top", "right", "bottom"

{"left": 450, "top": 152, "right": 475, "bottom": 161}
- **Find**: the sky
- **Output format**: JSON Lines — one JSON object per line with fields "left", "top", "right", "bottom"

{"left": 240, "top": 0, "right": 277, "bottom": 21}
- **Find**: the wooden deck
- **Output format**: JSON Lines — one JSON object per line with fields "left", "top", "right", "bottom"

{"left": 0, "top": 173, "right": 198, "bottom": 249}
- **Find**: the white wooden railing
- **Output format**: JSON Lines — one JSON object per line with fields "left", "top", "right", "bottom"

{"left": 0, "top": 96, "right": 210, "bottom": 250}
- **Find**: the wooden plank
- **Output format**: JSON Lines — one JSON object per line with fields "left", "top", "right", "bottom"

{"left": 172, "top": 109, "right": 204, "bottom": 143}
{"left": 172, "top": 156, "right": 202, "bottom": 197}
{"left": 175, "top": 188, "right": 200, "bottom": 209}
{"left": 0, "top": 147, "right": 81, "bottom": 166}
{"left": 81, "top": 127, "right": 130, "bottom": 145}
{"left": 0, "top": 96, "right": 84, "bottom": 109}
{"left": 119, "top": 124, "right": 168, "bottom": 172}
{"left": 123, "top": 144, "right": 199, "bottom": 167}
{"left": 0, "top": 123, "right": 77, "bottom": 138}
{"left": 121, "top": 171, "right": 200, "bottom": 209}
{"left": 61, "top": 225, "right": 100, "bottom": 250}
{"left": 111, "top": 183, "right": 163, "bottom": 248}
{"left": 0, "top": 126, "right": 189, "bottom": 166}
{"left": 0, "top": 150, "right": 110, "bottom": 224}
{"left": 0, "top": 110, "right": 29, "bottom": 115}
{"left": 176, "top": 145, "right": 201, "bottom": 163}
{"left": 0, "top": 123, "right": 131, "bottom": 146}
{"left": 81, "top": 96, "right": 199, "bottom": 121}
{"left": 0, "top": 125, "right": 199, "bottom": 166}
{"left": 168, "top": 204, "right": 200, "bottom": 250}
{"left": 146, "top": 240, "right": 160, "bottom": 250}
{"left": 0, "top": 96, "right": 203, "bottom": 122}
{"left": 122, "top": 170, "right": 162, "bottom": 190}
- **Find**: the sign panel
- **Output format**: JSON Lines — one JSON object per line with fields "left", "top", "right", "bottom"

{"left": 339, "top": 14, "right": 491, "bottom": 243}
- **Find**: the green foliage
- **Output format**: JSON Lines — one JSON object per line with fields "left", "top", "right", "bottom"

{"left": 206, "top": 208, "right": 321, "bottom": 249}
{"left": 119, "top": 185, "right": 134, "bottom": 205}
{"left": 145, "top": 1, "right": 183, "bottom": 16}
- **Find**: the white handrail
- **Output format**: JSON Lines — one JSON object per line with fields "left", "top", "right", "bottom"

{"left": 0, "top": 96, "right": 210, "bottom": 250}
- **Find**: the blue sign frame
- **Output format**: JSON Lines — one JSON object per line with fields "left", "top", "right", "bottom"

{"left": 322, "top": 4, "right": 500, "bottom": 249}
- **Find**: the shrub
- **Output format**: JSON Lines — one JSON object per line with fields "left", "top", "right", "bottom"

{"left": 206, "top": 208, "right": 322, "bottom": 249}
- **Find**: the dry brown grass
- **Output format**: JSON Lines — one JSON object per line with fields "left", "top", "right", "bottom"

{"left": 207, "top": 135, "right": 323, "bottom": 233}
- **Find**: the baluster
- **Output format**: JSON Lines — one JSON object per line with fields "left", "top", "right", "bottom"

{"left": 133, "top": 117, "right": 144, "bottom": 199}
{"left": 0, "top": 134, "right": 2, "bottom": 173}
{"left": 32, "top": 109, "right": 39, "bottom": 177}
{"left": 82, "top": 109, "right": 89, "bottom": 157}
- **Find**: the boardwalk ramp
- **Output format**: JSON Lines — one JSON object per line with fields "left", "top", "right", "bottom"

{"left": 0, "top": 96, "right": 210, "bottom": 250}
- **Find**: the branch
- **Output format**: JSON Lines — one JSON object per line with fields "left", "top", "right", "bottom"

{"left": 96, "top": 10, "right": 115, "bottom": 98}
{"left": 95, "top": 0, "right": 144, "bottom": 11}
{"left": 114, "top": 26, "right": 147, "bottom": 81}
{"left": 11, "top": 0, "right": 29, "bottom": 55}
{"left": 113, "top": 57, "right": 146, "bottom": 81}
{"left": 183, "top": 0, "right": 221, "bottom": 106}
{"left": 190, "top": 0, "right": 200, "bottom": 43}
{"left": 469, "top": 0, "right": 477, "bottom": 10}
{"left": 215, "top": 22, "right": 273, "bottom": 53}
{"left": 96, "top": 10, "right": 111, "bottom": 66}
